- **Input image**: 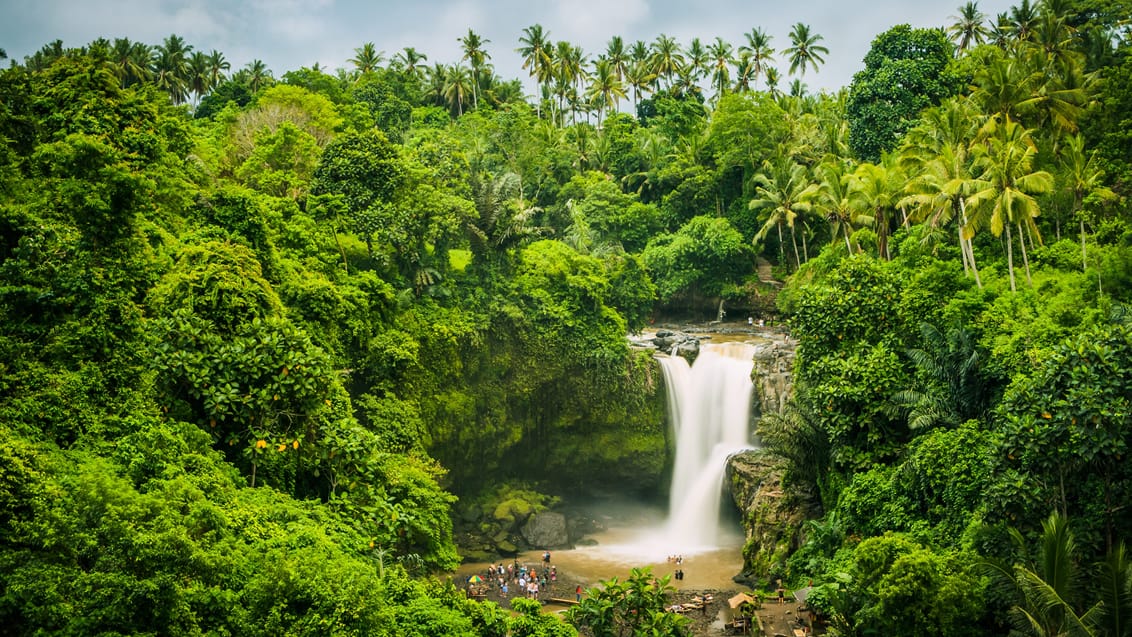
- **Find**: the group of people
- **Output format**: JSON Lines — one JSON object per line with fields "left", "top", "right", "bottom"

{"left": 467, "top": 557, "right": 560, "bottom": 602}
{"left": 667, "top": 555, "right": 686, "bottom": 582}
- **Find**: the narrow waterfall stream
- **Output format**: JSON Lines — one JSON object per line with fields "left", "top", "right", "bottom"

{"left": 659, "top": 341, "right": 758, "bottom": 550}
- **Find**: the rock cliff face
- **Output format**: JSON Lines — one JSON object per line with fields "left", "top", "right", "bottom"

{"left": 749, "top": 336, "right": 795, "bottom": 419}
{"left": 727, "top": 332, "right": 802, "bottom": 584}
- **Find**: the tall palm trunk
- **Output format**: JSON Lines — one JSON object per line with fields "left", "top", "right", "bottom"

{"left": 959, "top": 198, "right": 982, "bottom": 288}
{"left": 1005, "top": 223, "right": 1016, "bottom": 292}
{"left": 1018, "top": 222, "right": 1033, "bottom": 288}
{"left": 790, "top": 226, "right": 801, "bottom": 270}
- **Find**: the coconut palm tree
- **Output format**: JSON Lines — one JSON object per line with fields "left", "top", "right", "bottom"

{"left": 707, "top": 37, "right": 733, "bottom": 102}
{"left": 586, "top": 58, "right": 626, "bottom": 124}
{"left": 393, "top": 47, "right": 428, "bottom": 79}
{"left": 111, "top": 38, "right": 152, "bottom": 87}
{"left": 242, "top": 59, "right": 272, "bottom": 94}
{"left": 517, "top": 24, "right": 553, "bottom": 117}
{"left": 206, "top": 50, "right": 230, "bottom": 90}
{"left": 459, "top": 29, "right": 491, "bottom": 110}
{"left": 750, "top": 158, "right": 817, "bottom": 270}
{"left": 764, "top": 67, "right": 782, "bottom": 97}
{"left": 153, "top": 34, "right": 193, "bottom": 104}
{"left": 1058, "top": 134, "right": 1116, "bottom": 273}
{"left": 900, "top": 97, "right": 985, "bottom": 286}
{"left": 813, "top": 156, "right": 866, "bottom": 252}
{"left": 967, "top": 116, "right": 1054, "bottom": 291}
{"left": 850, "top": 156, "right": 904, "bottom": 260}
{"left": 783, "top": 23, "right": 829, "bottom": 77}
{"left": 949, "top": 2, "right": 990, "bottom": 52}
{"left": 650, "top": 34, "right": 684, "bottom": 89}
{"left": 349, "top": 42, "right": 384, "bottom": 77}
{"left": 732, "top": 53, "right": 755, "bottom": 93}
{"left": 738, "top": 27, "right": 775, "bottom": 90}
{"left": 187, "top": 51, "right": 210, "bottom": 105}
{"left": 605, "top": 36, "right": 629, "bottom": 83}
{"left": 624, "top": 60, "right": 656, "bottom": 111}
{"left": 684, "top": 37, "right": 709, "bottom": 82}
{"left": 1009, "top": 0, "right": 1041, "bottom": 43}
{"left": 444, "top": 64, "right": 472, "bottom": 116}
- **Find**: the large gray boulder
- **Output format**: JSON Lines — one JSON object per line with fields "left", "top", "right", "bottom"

{"left": 520, "top": 511, "right": 570, "bottom": 549}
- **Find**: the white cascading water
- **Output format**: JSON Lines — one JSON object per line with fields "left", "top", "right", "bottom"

{"left": 658, "top": 341, "right": 758, "bottom": 551}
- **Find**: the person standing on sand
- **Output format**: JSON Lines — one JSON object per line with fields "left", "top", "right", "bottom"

{"left": 576, "top": 584, "right": 583, "bottom": 602}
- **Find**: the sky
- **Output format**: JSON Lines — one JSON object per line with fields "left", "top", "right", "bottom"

{"left": 1, "top": 0, "right": 1020, "bottom": 95}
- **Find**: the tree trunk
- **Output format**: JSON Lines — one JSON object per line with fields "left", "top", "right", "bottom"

{"left": 843, "top": 222, "right": 852, "bottom": 253}
{"left": 1005, "top": 224, "right": 1016, "bottom": 292}
{"left": 959, "top": 198, "right": 981, "bottom": 289}
{"left": 1080, "top": 217, "right": 1088, "bottom": 273}
{"left": 1018, "top": 221, "right": 1033, "bottom": 288}
{"left": 790, "top": 225, "right": 801, "bottom": 271}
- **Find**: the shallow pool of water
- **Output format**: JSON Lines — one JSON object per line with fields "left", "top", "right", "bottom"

{"left": 456, "top": 501, "right": 745, "bottom": 592}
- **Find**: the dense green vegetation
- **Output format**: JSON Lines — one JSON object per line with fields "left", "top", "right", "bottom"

{"left": 2, "top": 0, "right": 1132, "bottom": 635}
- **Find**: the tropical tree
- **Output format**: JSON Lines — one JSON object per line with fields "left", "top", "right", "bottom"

{"left": 111, "top": 38, "right": 152, "bottom": 87}
{"left": 444, "top": 64, "right": 472, "bottom": 116}
{"left": 684, "top": 37, "right": 709, "bottom": 81}
{"left": 206, "top": 50, "right": 230, "bottom": 90}
{"left": 849, "top": 155, "right": 905, "bottom": 260}
{"left": 1057, "top": 133, "right": 1116, "bottom": 272}
{"left": 624, "top": 60, "right": 655, "bottom": 110}
{"left": 605, "top": 36, "right": 629, "bottom": 84}
{"left": 153, "top": 34, "right": 193, "bottom": 104}
{"left": 392, "top": 47, "right": 428, "bottom": 79}
{"left": 812, "top": 156, "right": 865, "bottom": 251}
{"left": 892, "top": 322, "right": 993, "bottom": 431}
{"left": 980, "top": 513, "right": 1096, "bottom": 637}
{"left": 459, "top": 29, "right": 491, "bottom": 110}
{"left": 949, "top": 2, "right": 991, "bottom": 52}
{"left": 967, "top": 116, "right": 1054, "bottom": 291}
{"left": 650, "top": 33, "right": 685, "bottom": 89}
{"left": 349, "top": 42, "right": 384, "bottom": 77}
{"left": 899, "top": 97, "right": 985, "bottom": 286}
{"left": 739, "top": 27, "right": 775, "bottom": 90}
{"left": 517, "top": 24, "right": 554, "bottom": 117}
{"left": 586, "top": 58, "right": 626, "bottom": 124}
{"left": 750, "top": 158, "right": 817, "bottom": 269}
{"left": 783, "top": 23, "right": 829, "bottom": 77}
{"left": 241, "top": 59, "right": 272, "bottom": 94}
{"left": 707, "top": 37, "right": 734, "bottom": 102}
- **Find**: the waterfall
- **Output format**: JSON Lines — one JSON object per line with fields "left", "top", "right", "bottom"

{"left": 658, "top": 341, "right": 758, "bottom": 550}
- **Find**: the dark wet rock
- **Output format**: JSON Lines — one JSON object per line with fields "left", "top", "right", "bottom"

{"left": 521, "top": 511, "right": 570, "bottom": 549}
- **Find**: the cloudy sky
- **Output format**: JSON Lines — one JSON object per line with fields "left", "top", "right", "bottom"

{"left": 2, "top": 0, "right": 1019, "bottom": 94}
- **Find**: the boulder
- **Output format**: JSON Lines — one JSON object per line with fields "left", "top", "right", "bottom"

{"left": 750, "top": 337, "right": 795, "bottom": 418}
{"left": 520, "top": 511, "right": 570, "bottom": 549}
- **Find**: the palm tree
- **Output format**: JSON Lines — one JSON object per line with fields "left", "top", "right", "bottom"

{"left": 111, "top": 38, "right": 152, "bottom": 87}
{"left": 813, "top": 156, "right": 865, "bottom": 252}
{"left": 605, "top": 36, "right": 629, "bottom": 83}
{"left": 206, "top": 50, "right": 230, "bottom": 90}
{"left": 900, "top": 97, "right": 985, "bottom": 286}
{"left": 1009, "top": 0, "right": 1041, "bottom": 43}
{"left": 556, "top": 41, "right": 586, "bottom": 124}
{"left": 517, "top": 24, "right": 553, "bottom": 117}
{"left": 849, "top": 156, "right": 904, "bottom": 260}
{"left": 732, "top": 53, "right": 754, "bottom": 93}
{"left": 587, "top": 58, "right": 626, "bottom": 124}
{"left": 444, "top": 64, "right": 472, "bottom": 116}
{"left": 750, "top": 158, "right": 817, "bottom": 270}
{"left": 459, "top": 29, "right": 491, "bottom": 110}
{"left": 707, "top": 37, "right": 734, "bottom": 102}
{"left": 764, "top": 67, "right": 782, "bottom": 97}
{"left": 949, "top": 2, "right": 990, "bottom": 52}
{"left": 967, "top": 116, "right": 1055, "bottom": 291}
{"left": 650, "top": 34, "right": 684, "bottom": 89}
{"left": 154, "top": 34, "right": 193, "bottom": 104}
{"left": 1058, "top": 134, "right": 1116, "bottom": 273}
{"left": 424, "top": 63, "right": 448, "bottom": 107}
{"left": 980, "top": 513, "right": 1096, "bottom": 637}
{"left": 393, "top": 47, "right": 428, "bottom": 79}
{"left": 738, "top": 27, "right": 775, "bottom": 90}
{"left": 349, "top": 42, "right": 384, "bottom": 77}
{"left": 892, "top": 322, "right": 992, "bottom": 431}
{"left": 187, "top": 51, "right": 210, "bottom": 104}
{"left": 624, "top": 60, "right": 656, "bottom": 111}
{"left": 783, "top": 23, "right": 829, "bottom": 77}
{"left": 242, "top": 59, "right": 272, "bottom": 94}
{"left": 465, "top": 171, "right": 546, "bottom": 267}
{"left": 684, "top": 37, "right": 709, "bottom": 81}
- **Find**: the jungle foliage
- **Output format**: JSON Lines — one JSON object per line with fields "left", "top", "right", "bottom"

{"left": 2, "top": 1, "right": 1132, "bottom": 635}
